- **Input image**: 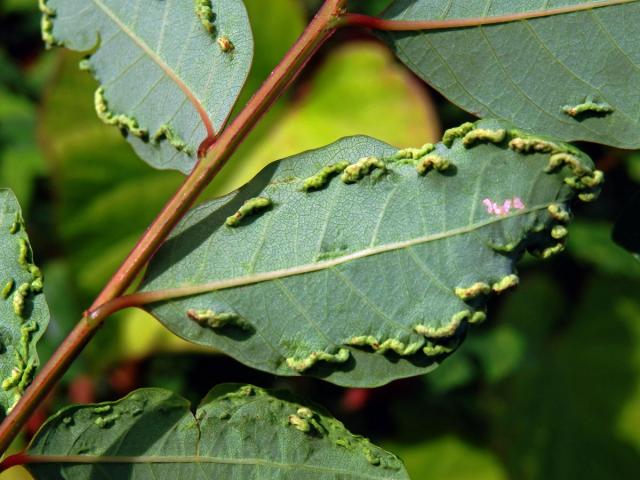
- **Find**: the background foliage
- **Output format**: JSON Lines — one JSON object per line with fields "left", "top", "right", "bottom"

{"left": 0, "top": 0, "right": 638, "bottom": 478}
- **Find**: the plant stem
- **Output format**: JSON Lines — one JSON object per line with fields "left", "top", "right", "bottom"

{"left": 340, "top": 0, "right": 636, "bottom": 31}
{"left": 0, "top": 0, "right": 347, "bottom": 457}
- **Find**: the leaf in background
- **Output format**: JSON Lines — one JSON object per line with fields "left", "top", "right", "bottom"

{"left": 23, "top": 384, "right": 409, "bottom": 479}
{"left": 385, "top": 436, "right": 507, "bottom": 480}
{"left": 42, "top": 0, "right": 253, "bottom": 173}
{"left": 492, "top": 274, "right": 640, "bottom": 478}
{"left": 0, "top": 88, "right": 45, "bottom": 212}
{"left": 613, "top": 191, "right": 640, "bottom": 260}
{"left": 0, "top": 189, "right": 49, "bottom": 418}
{"left": 140, "top": 120, "right": 601, "bottom": 387}
{"left": 570, "top": 219, "right": 640, "bottom": 272}
{"left": 382, "top": 0, "right": 640, "bottom": 148}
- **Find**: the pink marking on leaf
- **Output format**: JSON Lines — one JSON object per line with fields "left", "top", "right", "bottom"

{"left": 513, "top": 197, "right": 525, "bottom": 209}
{"left": 483, "top": 196, "right": 526, "bottom": 217}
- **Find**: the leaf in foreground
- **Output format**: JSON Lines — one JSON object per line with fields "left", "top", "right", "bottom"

{"left": 382, "top": 0, "right": 640, "bottom": 148}
{"left": 40, "top": 0, "right": 253, "bottom": 173}
{"left": 0, "top": 189, "right": 49, "bottom": 418}
{"left": 20, "top": 384, "right": 408, "bottom": 479}
{"left": 140, "top": 119, "right": 601, "bottom": 387}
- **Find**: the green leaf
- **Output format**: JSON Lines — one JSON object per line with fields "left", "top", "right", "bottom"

{"left": 0, "top": 189, "right": 49, "bottom": 418}
{"left": 493, "top": 274, "right": 640, "bottom": 477}
{"left": 24, "top": 384, "right": 408, "bottom": 479}
{"left": 140, "top": 120, "right": 600, "bottom": 387}
{"left": 42, "top": 0, "right": 253, "bottom": 173}
{"left": 385, "top": 436, "right": 507, "bottom": 480}
{"left": 383, "top": 0, "right": 640, "bottom": 148}
{"left": 613, "top": 191, "right": 640, "bottom": 260}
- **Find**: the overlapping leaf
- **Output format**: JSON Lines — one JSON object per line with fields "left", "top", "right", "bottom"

{"left": 139, "top": 119, "right": 601, "bottom": 387}
{"left": 382, "top": 0, "right": 640, "bottom": 148}
{"left": 40, "top": 0, "right": 253, "bottom": 173}
{"left": 24, "top": 384, "right": 408, "bottom": 479}
{"left": 0, "top": 190, "right": 49, "bottom": 418}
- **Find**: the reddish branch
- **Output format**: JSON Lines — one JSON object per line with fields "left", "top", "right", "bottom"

{"left": 0, "top": 0, "right": 347, "bottom": 458}
{"left": 340, "top": 0, "right": 637, "bottom": 31}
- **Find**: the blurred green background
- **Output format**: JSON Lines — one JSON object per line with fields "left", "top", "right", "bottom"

{"left": 1, "top": 1, "right": 639, "bottom": 478}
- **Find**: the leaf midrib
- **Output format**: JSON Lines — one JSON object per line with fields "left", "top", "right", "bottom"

{"left": 91, "top": 0, "right": 214, "bottom": 137}
{"left": 141, "top": 202, "right": 552, "bottom": 302}
{"left": 25, "top": 454, "right": 390, "bottom": 479}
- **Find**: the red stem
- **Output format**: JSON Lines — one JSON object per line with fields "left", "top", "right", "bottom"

{"left": 340, "top": 0, "right": 637, "bottom": 31}
{"left": 0, "top": 0, "right": 347, "bottom": 458}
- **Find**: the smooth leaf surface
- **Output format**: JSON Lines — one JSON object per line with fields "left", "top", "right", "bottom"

{"left": 140, "top": 119, "right": 600, "bottom": 387}
{"left": 613, "top": 190, "right": 640, "bottom": 260}
{"left": 0, "top": 190, "right": 49, "bottom": 418}
{"left": 383, "top": 0, "right": 640, "bottom": 148}
{"left": 42, "top": 0, "right": 253, "bottom": 173}
{"left": 25, "top": 384, "right": 408, "bottom": 479}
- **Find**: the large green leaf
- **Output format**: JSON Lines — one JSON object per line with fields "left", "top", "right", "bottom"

{"left": 139, "top": 119, "right": 601, "bottom": 387}
{"left": 23, "top": 384, "right": 408, "bottom": 479}
{"left": 382, "top": 0, "right": 640, "bottom": 148}
{"left": 0, "top": 190, "right": 49, "bottom": 418}
{"left": 41, "top": 0, "right": 253, "bottom": 173}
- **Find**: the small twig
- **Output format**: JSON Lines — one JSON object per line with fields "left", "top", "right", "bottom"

{"left": 339, "top": 0, "right": 637, "bottom": 31}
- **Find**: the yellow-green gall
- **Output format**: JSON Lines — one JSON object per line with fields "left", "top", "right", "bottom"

{"left": 548, "top": 204, "right": 571, "bottom": 223}
{"left": 296, "top": 407, "right": 313, "bottom": 419}
{"left": 469, "top": 311, "right": 487, "bottom": 324}
{"left": 551, "top": 225, "right": 568, "bottom": 240}
{"left": 492, "top": 274, "right": 519, "bottom": 293}
{"left": 341, "top": 157, "right": 386, "bottom": 184}
{"left": 562, "top": 98, "right": 613, "bottom": 117}
{"left": 579, "top": 170, "right": 604, "bottom": 188}
{"left": 416, "top": 154, "right": 451, "bottom": 176}
{"left": 542, "top": 243, "right": 565, "bottom": 259}
{"left": 151, "top": 124, "right": 193, "bottom": 155}
{"left": 1, "top": 279, "right": 14, "bottom": 300}
{"left": 545, "top": 153, "right": 589, "bottom": 176}
{"left": 94, "top": 87, "right": 148, "bottom": 139}
{"left": 225, "top": 197, "right": 272, "bottom": 227}
{"left": 285, "top": 348, "right": 350, "bottom": 373}
{"left": 186, "top": 309, "right": 249, "bottom": 330}
{"left": 415, "top": 311, "right": 469, "bottom": 339}
{"left": 288, "top": 414, "right": 311, "bottom": 432}
{"left": 12, "top": 282, "right": 31, "bottom": 318}
{"left": 442, "top": 122, "right": 474, "bottom": 147}
{"left": 462, "top": 128, "right": 506, "bottom": 148}
{"left": 454, "top": 282, "right": 491, "bottom": 300}
{"left": 508, "top": 137, "right": 560, "bottom": 154}
{"left": 393, "top": 143, "right": 435, "bottom": 160}
{"left": 195, "top": 0, "right": 216, "bottom": 34}
{"left": 302, "top": 162, "right": 349, "bottom": 191}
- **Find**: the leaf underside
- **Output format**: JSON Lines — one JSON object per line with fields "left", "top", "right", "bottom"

{"left": 41, "top": 0, "right": 253, "bottom": 174}
{"left": 0, "top": 189, "right": 49, "bottom": 418}
{"left": 26, "top": 384, "right": 409, "bottom": 479}
{"left": 140, "top": 119, "right": 600, "bottom": 387}
{"left": 383, "top": 0, "right": 640, "bottom": 148}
